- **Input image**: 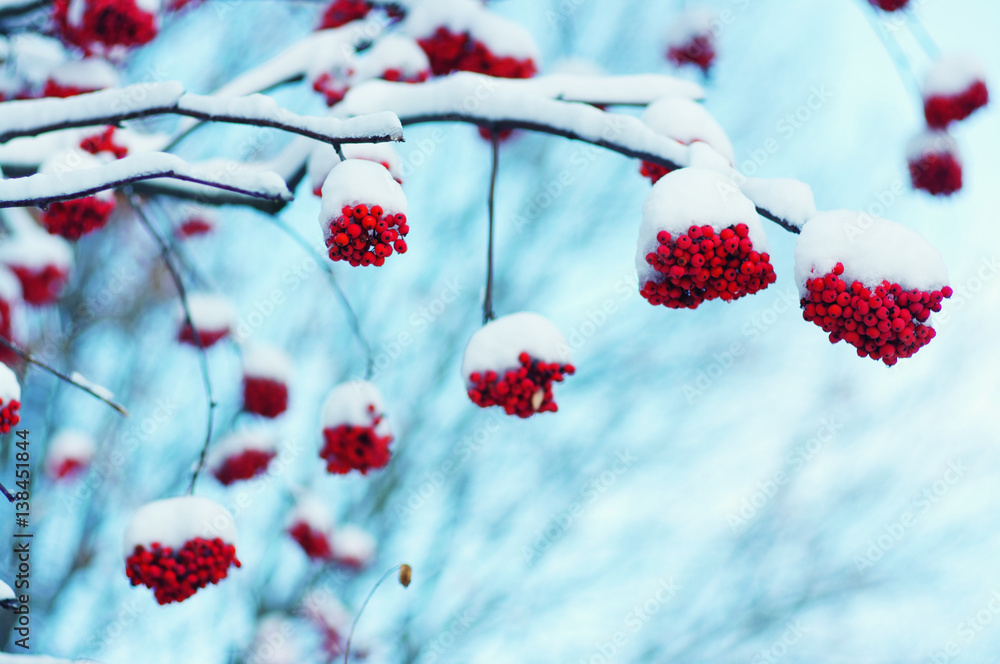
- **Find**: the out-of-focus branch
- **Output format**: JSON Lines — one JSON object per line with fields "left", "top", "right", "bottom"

{"left": 483, "top": 132, "right": 499, "bottom": 324}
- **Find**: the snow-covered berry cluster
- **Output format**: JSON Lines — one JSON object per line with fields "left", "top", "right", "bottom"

{"left": 801, "top": 263, "right": 950, "bottom": 366}
{"left": 177, "top": 294, "right": 234, "bottom": 348}
{"left": 639, "top": 97, "right": 735, "bottom": 184}
{"left": 287, "top": 498, "right": 335, "bottom": 560}
{"left": 923, "top": 55, "right": 989, "bottom": 129}
{"left": 0, "top": 363, "right": 21, "bottom": 434}
{"left": 319, "top": 160, "right": 409, "bottom": 267}
{"left": 53, "top": 0, "right": 160, "bottom": 54}
{"left": 80, "top": 126, "right": 128, "bottom": 159}
{"left": 43, "top": 57, "right": 118, "bottom": 97}
{"left": 42, "top": 197, "right": 115, "bottom": 240}
{"left": 318, "top": 0, "right": 371, "bottom": 29}
{"left": 0, "top": 231, "right": 74, "bottom": 306}
{"left": 124, "top": 497, "right": 240, "bottom": 605}
{"left": 417, "top": 27, "right": 536, "bottom": 78}
{"left": 45, "top": 430, "right": 96, "bottom": 479}
{"left": 795, "top": 211, "right": 951, "bottom": 366}
{"left": 353, "top": 34, "right": 431, "bottom": 84}
{"left": 208, "top": 430, "right": 278, "bottom": 486}
{"left": 868, "top": 0, "right": 909, "bottom": 10}
{"left": 308, "top": 142, "right": 404, "bottom": 197}
{"left": 463, "top": 312, "right": 575, "bottom": 418}
{"left": 665, "top": 10, "right": 717, "bottom": 74}
{"left": 312, "top": 72, "right": 352, "bottom": 107}
{"left": 908, "top": 132, "right": 963, "bottom": 196}
{"left": 242, "top": 344, "right": 292, "bottom": 418}
{"left": 320, "top": 381, "right": 393, "bottom": 475}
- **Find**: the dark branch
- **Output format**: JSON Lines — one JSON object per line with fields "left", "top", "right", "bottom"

{"left": 483, "top": 131, "right": 499, "bottom": 324}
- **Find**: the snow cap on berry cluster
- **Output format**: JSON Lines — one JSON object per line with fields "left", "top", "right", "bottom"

{"left": 288, "top": 495, "right": 334, "bottom": 532}
{"left": 794, "top": 211, "right": 949, "bottom": 299}
{"left": 123, "top": 496, "right": 237, "bottom": 556}
{"left": 206, "top": 428, "right": 279, "bottom": 471}
{"left": 907, "top": 131, "right": 959, "bottom": 161}
{"left": 924, "top": 54, "right": 988, "bottom": 98}
{"left": 321, "top": 380, "right": 391, "bottom": 435}
{"left": 46, "top": 429, "right": 96, "bottom": 474}
{"left": 309, "top": 143, "right": 404, "bottom": 193}
{"left": 333, "top": 524, "right": 376, "bottom": 567}
{"left": 403, "top": 0, "right": 540, "bottom": 61}
{"left": 461, "top": 312, "right": 573, "bottom": 385}
{"left": 665, "top": 9, "right": 716, "bottom": 47}
{"left": 177, "top": 293, "right": 235, "bottom": 334}
{"left": 319, "top": 159, "right": 407, "bottom": 234}
{"left": 39, "top": 149, "right": 115, "bottom": 202}
{"left": 636, "top": 167, "right": 770, "bottom": 282}
{"left": 642, "top": 97, "right": 734, "bottom": 164}
{"left": 353, "top": 34, "right": 430, "bottom": 82}
{"left": 0, "top": 361, "right": 20, "bottom": 403}
{"left": 242, "top": 343, "right": 293, "bottom": 383}
{"left": 0, "top": 229, "right": 74, "bottom": 273}
{"left": 302, "top": 588, "right": 352, "bottom": 634}
{"left": 47, "top": 57, "right": 119, "bottom": 90}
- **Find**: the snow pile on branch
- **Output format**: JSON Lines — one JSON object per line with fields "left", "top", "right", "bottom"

{"left": 793, "top": 210, "right": 949, "bottom": 298}
{"left": 461, "top": 312, "right": 572, "bottom": 382}
{"left": 740, "top": 177, "right": 817, "bottom": 231}
{"left": 642, "top": 97, "right": 734, "bottom": 164}
{"left": 47, "top": 57, "right": 119, "bottom": 91}
{"left": 404, "top": 0, "right": 540, "bottom": 60}
{"left": 123, "top": 496, "right": 237, "bottom": 555}
{"left": 243, "top": 344, "right": 293, "bottom": 383}
{"left": 319, "top": 159, "right": 407, "bottom": 226}
{"left": 309, "top": 141, "right": 403, "bottom": 192}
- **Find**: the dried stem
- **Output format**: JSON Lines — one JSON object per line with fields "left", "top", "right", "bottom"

{"left": 343, "top": 564, "right": 408, "bottom": 664}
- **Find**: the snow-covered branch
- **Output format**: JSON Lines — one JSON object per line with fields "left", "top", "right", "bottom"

{"left": 0, "top": 152, "right": 293, "bottom": 207}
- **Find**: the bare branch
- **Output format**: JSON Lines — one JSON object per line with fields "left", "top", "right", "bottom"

{"left": 483, "top": 131, "right": 499, "bottom": 324}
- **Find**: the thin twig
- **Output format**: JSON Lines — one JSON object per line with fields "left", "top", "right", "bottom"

{"left": 904, "top": 11, "right": 941, "bottom": 60}
{"left": 857, "top": 0, "right": 922, "bottom": 103}
{"left": 0, "top": 336, "right": 129, "bottom": 416}
{"left": 260, "top": 215, "right": 374, "bottom": 378}
{"left": 343, "top": 564, "right": 406, "bottom": 664}
{"left": 483, "top": 131, "right": 499, "bottom": 325}
{"left": 127, "top": 193, "right": 216, "bottom": 494}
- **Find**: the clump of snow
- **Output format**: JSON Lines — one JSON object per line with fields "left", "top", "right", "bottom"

{"left": 636, "top": 167, "right": 770, "bottom": 282}
{"left": 321, "top": 380, "right": 389, "bottom": 434}
{"left": 0, "top": 229, "right": 74, "bottom": 272}
{"left": 354, "top": 34, "right": 430, "bottom": 82}
{"left": 739, "top": 177, "right": 817, "bottom": 230}
{"left": 178, "top": 293, "right": 235, "bottom": 333}
{"left": 665, "top": 8, "right": 717, "bottom": 46}
{"left": 68, "top": 371, "right": 115, "bottom": 401}
{"left": 45, "top": 429, "right": 96, "bottom": 474}
{"left": 461, "top": 312, "right": 573, "bottom": 382}
{"left": 0, "top": 579, "right": 14, "bottom": 601}
{"left": 47, "top": 57, "right": 119, "bottom": 90}
{"left": 642, "top": 97, "right": 734, "bottom": 164}
{"left": 319, "top": 159, "right": 407, "bottom": 227}
{"left": 38, "top": 149, "right": 115, "bottom": 202}
{"left": 924, "top": 54, "right": 988, "bottom": 97}
{"left": 9, "top": 34, "right": 66, "bottom": 87}
{"left": 907, "top": 130, "right": 959, "bottom": 159}
{"left": 309, "top": 142, "right": 403, "bottom": 192}
{"left": 288, "top": 496, "right": 334, "bottom": 533}
{"left": 794, "top": 210, "right": 950, "bottom": 298}
{"left": 332, "top": 525, "right": 375, "bottom": 568}
{"left": 123, "top": 496, "right": 237, "bottom": 555}
{"left": 404, "top": 0, "right": 540, "bottom": 60}
{"left": 242, "top": 344, "right": 292, "bottom": 382}
{"left": 206, "top": 428, "right": 279, "bottom": 470}
{"left": 0, "top": 361, "right": 20, "bottom": 403}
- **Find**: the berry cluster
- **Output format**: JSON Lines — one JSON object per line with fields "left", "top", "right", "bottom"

{"left": 288, "top": 521, "right": 333, "bottom": 560}
{"left": 80, "top": 127, "right": 128, "bottom": 159}
{"left": 176, "top": 218, "right": 214, "bottom": 238}
{"left": 0, "top": 397, "right": 20, "bottom": 434}
{"left": 312, "top": 73, "right": 351, "bottom": 107}
{"left": 43, "top": 80, "right": 99, "bottom": 98}
{"left": 125, "top": 538, "right": 241, "bottom": 605}
{"left": 381, "top": 67, "right": 429, "bottom": 84}
{"left": 640, "top": 224, "right": 777, "bottom": 309}
{"left": 51, "top": 457, "right": 88, "bottom": 479}
{"left": 42, "top": 197, "right": 115, "bottom": 241}
{"left": 639, "top": 161, "right": 673, "bottom": 185}
{"left": 178, "top": 324, "right": 228, "bottom": 348}
{"left": 801, "top": 263, "right": 951, "bottom": 366}
{"left": 418, "top": 27, "right": 537, "bottom": 78}
{"left": 243, "top": 377, "right": 289, "bottom": 418}
{"left": 54, "top": 0, "right": 158, "bottom": 53}
{"left": 324, "top": 204, "right": 408, "bottom": 267}
{"left": 868, "top": 0, "right": 909, "bottom": 10}
{"left": 667, "top": 36, "right": 716, "bottom": 74}
{"left": 909, "top": 150, "right": 962, "bottom": 196}
{"left": 10, "top": 265, "right": 69, "bottom": 306}
{"left": 319, "top": 0, "right": 371, "bottom": 28}
{"left": 212, "top": 449, "right": 276, "bottom": 485}
{"left": 320, "top": 407, "right": 392, "bottom": 475}
{"left": 924, "top": 81, "right": 989, "bottom": 129}
{"left": 467, "top": 352, "right": 575, "bottom": 418}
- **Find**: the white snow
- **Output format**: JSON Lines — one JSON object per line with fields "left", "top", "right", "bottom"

{"left": 46, "top": 430, "right": 96, "bottom": 473}
{"left": 0, "top": 227, "right": 74, "bottom": 271}
{"left": 321, "top": 380, "right": 390, "bottom": 436}
{"left": 68, "top": 371, "right": 115, "bottom": 401}
{"left": 47, "top": 58, "right": 119, "bottom": 90}
{"left": 794, "top": 210, "right": 950, "bottom": 298}
{"left": 0, "top": 151, "right": 293, "bottom": 207}
{"left": 9, "top": 34, "right": 66, "bottom": 87}
{"left": 0, "top": 359, "right": 20, "bottom": 403}
{"left": 288, "top": 496, "right": 334, "bottom": 533}
{"left": 332, "top": 525, "right": 375, "bottom": 567}
{"left": 907, "top": 130, "right": 959, "bottom": 160}
{"left": 123, "top": 496, "right": 238, "bottom": 555}
{"left": 471, "top": 73, "right": 704, "bottom": 105}
{"left": 461, "top": 312, "right": 573, "bottom": 381}
{"left": 923, "top": 54, "right": 988, "bottom": 98}
{"left": 354, "top": 34, "right": 430, "bottom": 82}
{"left": 301, "top": 589, "right": 351, "bottom": 633}
{"left": 636, "top": 167, "right": 771, "bottom": 282}
{"left": 0, "top": 266, "right": 22, "bottom": 304}
{"left": 242, "top": 344, "right": 292, "bottom": 382}
{"left": 179, "top": 293, "right": 235, "bottom": 333}
{"left": 206, "top": 428, "right": 278, "bottom": 471}
{"left": 0, "top": 579, "right": 13, "bottom": 601}
{"left": 309, "top": 142, "right": 404, "bottom": 191}
{"left": 642, "top": 97, "right": 734, "bottom": 164}
{"left": 319, "top": 159, "right": 407, "bottom": 228}
{"left": 39, "top": 149, "right": 114, "bottom": 202}
{"left": 739, "top": 177, "right": 817, "bottom": 230}
{"left": 665, "top": 8, "right": 717, "bottom": 46}
{"left": 250, "top": 615, "right": 301, "bottom": 664}
{"left": 404, "top": 0, "right": 540, "bottom": 60}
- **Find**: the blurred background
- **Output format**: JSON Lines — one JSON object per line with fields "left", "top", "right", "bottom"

{"left": 1, "top": 0, "right": 998, "bottom": 662}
